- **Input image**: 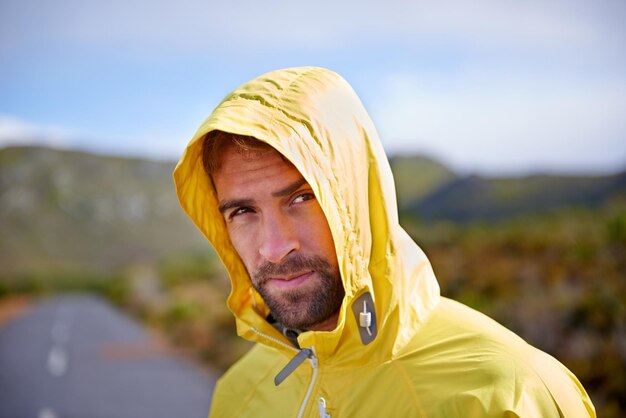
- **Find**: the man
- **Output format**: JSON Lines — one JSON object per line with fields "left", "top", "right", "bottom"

{"left": 174, "top": 67, "right": 595, "bottom": 417}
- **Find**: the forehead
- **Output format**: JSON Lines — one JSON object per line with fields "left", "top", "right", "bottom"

{"left": 212, "top": 142, "right": 304, "bottom": 198}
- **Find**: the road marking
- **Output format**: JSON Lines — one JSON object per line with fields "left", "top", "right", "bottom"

{"left": 47, "top": 346, "right": 68, "bottom": 377}
{"left": 48, "top": 305, "right": 73, "bottom": 377}
{"left": 38, "top": 407, "right": 58, "bottom": 418}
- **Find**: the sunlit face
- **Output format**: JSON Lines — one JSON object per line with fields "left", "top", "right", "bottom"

{"left": 212, "top": 143, "right": 344, "bottom": 332}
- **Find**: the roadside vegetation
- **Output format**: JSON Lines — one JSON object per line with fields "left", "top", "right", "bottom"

{"left": 2, "top": 198, "right": 624, "bottom": 415}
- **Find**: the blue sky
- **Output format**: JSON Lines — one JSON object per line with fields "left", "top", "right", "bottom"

{"left": 1, "top": 0, "right": 625, "bottom": 174}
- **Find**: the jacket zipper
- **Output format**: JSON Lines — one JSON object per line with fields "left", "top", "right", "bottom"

{"left": 250, "top": 327, "right": 321, "bottom": 417}
{"left": 251, "top": 326, "right": 299, "bottom": 353}
{"left": 297, "top": 348, "right": 318, "bottom": 418}
{"left": 318, "top": 397, "right": 330, "bottom": 418}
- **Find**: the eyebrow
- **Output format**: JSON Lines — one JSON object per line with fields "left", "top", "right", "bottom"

{"left": 217, "top": 178, "right": 310, "bottom": 214}
{"left": 271, "top": 177, "right": 308, "bottom": 197}
{"left": 218, "top": 199, "right": 254, "bottom": 214}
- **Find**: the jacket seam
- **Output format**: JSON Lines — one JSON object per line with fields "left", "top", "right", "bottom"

{"left": 391, "top": 359, "right": 425, "bottom": 416}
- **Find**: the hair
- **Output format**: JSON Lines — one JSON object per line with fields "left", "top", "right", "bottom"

{"left": 201, "top": 130, "right": 273, "bottom": 176}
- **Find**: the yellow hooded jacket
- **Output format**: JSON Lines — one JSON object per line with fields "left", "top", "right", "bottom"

{"left": 174, "top": 67, "right": 596, "bottom": 417}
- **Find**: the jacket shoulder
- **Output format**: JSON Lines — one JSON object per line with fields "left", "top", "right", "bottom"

{"left": 393, "top": 298, "right": 595, "bottom": 417}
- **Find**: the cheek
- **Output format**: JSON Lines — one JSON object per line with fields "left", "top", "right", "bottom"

{"left": 226, "top": 224, "right": 258, "bottom": 269}
{"left": 304, "top": 207, "right": 337, "bottom": 259}
{"left": 320, "top": 226, "right": 338, "bottom": 260}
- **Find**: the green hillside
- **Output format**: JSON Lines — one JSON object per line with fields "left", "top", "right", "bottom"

{"left": 0, "top": 145, "right": 208, "bottom": 277}
{"left": 2, "top": 145, "right": 623, "bottom": 276}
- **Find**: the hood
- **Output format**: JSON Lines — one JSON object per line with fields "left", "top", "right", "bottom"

{"left": 174, "top": 67, "right": 440, "bottom": 364}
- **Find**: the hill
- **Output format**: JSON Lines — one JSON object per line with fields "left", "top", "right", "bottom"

{"left": 2, "top": 145, "right": 624, "bottom": 276}
{"left": 409, "top": 171, "right": 626, "bottom": 222}
{"left": 388, "top": 155, "right": 457, "bottom": 209}
{"left": 0, "top": 145, "right": 207, "bottom": 277}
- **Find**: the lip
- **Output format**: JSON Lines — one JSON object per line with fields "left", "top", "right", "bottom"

{"left": 268, "top": 272, "right": 313, "bottom": 289}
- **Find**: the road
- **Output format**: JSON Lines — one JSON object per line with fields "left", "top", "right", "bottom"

{"left": 0, "top": 294, "right": 216, "bottom": 418}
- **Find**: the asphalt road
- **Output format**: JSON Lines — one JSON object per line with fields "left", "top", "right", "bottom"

{"left": 0, "top": 294, "right": 216, "bottom": 418}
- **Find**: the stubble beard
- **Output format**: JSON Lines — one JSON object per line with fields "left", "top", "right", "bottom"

{"left": 252, "top": 254, "right": 345, "bottom": 330}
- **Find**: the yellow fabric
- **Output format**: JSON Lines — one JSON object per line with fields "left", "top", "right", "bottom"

{"left": 174, "top": 67, "right": 595, "bottom": 417}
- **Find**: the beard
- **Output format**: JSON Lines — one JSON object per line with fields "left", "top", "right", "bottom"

{"left": 251, "top": 253, "right": 345, "bottom": 330}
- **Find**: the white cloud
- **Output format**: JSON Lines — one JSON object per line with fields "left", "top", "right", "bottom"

{"left": 371, "top": 71, "right": 626, "bottom": 174}
{"left": 0, "top": 116, "right": 75, "bottom": 148}
{"left": 0, "top": 114, "right": 197, "bottom": 161}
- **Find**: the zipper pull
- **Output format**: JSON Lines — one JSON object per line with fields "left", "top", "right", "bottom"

{"left": 274, "top": 348, "right": 314, "bottom": 386}
{"left": 318, "top": 397, "right": 331, "bottom": 418}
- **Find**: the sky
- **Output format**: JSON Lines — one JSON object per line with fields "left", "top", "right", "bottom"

{"left": 1, "top": 0, "right": 625, "bottom": 175}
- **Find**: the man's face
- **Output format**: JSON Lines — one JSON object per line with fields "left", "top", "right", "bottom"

{"left": 212, "top": 143, "right": 344, "bottom": 332}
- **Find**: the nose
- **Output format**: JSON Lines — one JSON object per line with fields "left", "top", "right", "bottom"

{"left": 258, "top": 214, "right": 299, "bottom": 264}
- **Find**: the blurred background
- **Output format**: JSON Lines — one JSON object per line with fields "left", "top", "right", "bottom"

{"left": 1, "top": 1, "right": 625, "bottom": 417}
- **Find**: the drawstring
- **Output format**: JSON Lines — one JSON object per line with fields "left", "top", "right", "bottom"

{"left": 359, "top": 300, "right": 373, "bottom": 337}
{"left": 351, "top": 292, "right": 377, "bottom": 345}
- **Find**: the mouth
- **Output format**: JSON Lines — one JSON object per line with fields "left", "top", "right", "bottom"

{"left": 267, "top": 271, "right": 314, "bottom": 289}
